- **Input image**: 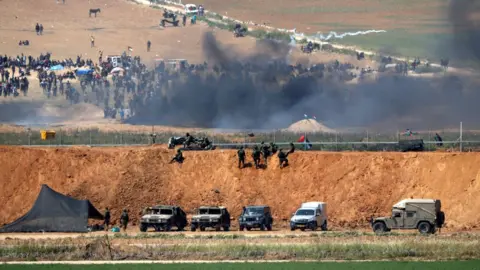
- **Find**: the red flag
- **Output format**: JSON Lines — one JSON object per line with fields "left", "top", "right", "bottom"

{"left": 297, "top": 135, "right": 305, "bottom": 143}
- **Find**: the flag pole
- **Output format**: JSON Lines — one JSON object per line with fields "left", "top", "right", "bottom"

{"left": 304, "top": 114, "right": 307, "bottom": 151}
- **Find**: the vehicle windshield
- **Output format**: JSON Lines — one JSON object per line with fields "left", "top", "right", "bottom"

{"left": 199, "top": 208, "right": 221, "bottom": 215}
{"left": 295, "top": 209, "right": 314, "bottom": 216}
{"left": 159, "top": 209, "right": 173, "bottom": 215}
{"left": 245, "top": 208, "right": 264, "bottom": 215}
{"left": 147, "top": 208, "right": 173, "bottom": 215}
{"left": 188, "top": 6, "right": 197, "bottom": 11}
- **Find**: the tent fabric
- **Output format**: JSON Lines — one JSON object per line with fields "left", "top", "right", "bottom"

{"left": 49, "top": 65, "right": 64, "bottom": 71}
{"left": 0, "top": 185, "right": 103, "bottom": 233}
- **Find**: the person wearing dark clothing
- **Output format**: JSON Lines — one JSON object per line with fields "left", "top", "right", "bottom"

{"left": 261, "top": 142, "right": 270, "bottom": 166}
{"left": 120, "top": 209, "right": 129, "bottom": 232}
{"left": 39, "top": 24, "right": 44, "bottom": 35}
{"left": 237, "top": 146, "right": 245, "bottom": 168}
{"left": 288, "top": 142, "right": 295, "bottom": 154}
{"left": 278, "top": 149, "right": 289, "bottom": 168}
{"left": 147, "top": 40, "right": 151, "bottom": 52}
{"left": 184, "top": 132, "right": 194, "bottom": 147}
{"left": 170, "top": 149, "right": 184, "bottom": 164}
{"left": 35, "top": 23, "right": 40, "bottom": 35}
{"left": 252, "top": 146, "right": 261, "bottom": 169}
{"left": 270, "top": 142, "right": 278, "bottom": 154}
{"left": 104, "top": 208, "right": 111, "bottom": 231}
{"left": 434, "top": 133, "right": 443, "bottom": 147}
{"left": 182, "top": 15, "right": 187, "bottom": 26}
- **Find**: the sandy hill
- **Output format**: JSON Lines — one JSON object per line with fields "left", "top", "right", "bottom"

{"left": 0, "top": 146, "right": 479, "bottom": 230}
{"left": 286, "top": 119, "right": 336, "bottom": 133}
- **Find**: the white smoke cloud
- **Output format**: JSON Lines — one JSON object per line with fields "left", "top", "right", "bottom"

{"left": 292, "top": 29, "right": 387, "bottom": 41}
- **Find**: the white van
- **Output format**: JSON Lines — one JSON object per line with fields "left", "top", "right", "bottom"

{"left": 184, "top": 4, "right": 198, "bottom": 16}
{"left": 290, "top": 201, "right": 327, "bottom": 231}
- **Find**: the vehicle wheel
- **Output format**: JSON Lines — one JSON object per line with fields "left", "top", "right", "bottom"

{"left": 311, "top": 222, "right": 318, "bottom": 231}
{"left": 321, "top": 221, "right": 328, "bottom": 231}
{"left": 190, "top": 226, "right": 196, "bottom": 232}
{"left": 418, "top": 222, "right": 432, "bottom": 234}
{"left": 373, "top": 222, "right": 387, "bottom": 234}
{"left": 266, "top": 224, "right": 272, "bottom": 231}
{"left": 290, "top": 227, "right": 295, "bottom": 231}
{"left": 239, "top": 226, "right": 245, "bottom": 231}
{"left": 223, "top": 226, "right": 230, "bottom": 232}
{"left": 139, "top": 223, "right": 147, "bottom": 232}
{"left": 246, "top": 227, "right": 252, "bottom": 231}
{"left": 200, "top": 227, "right": 206, "bottom": 232}
{"left": 300, "top": 228, "right": 305, "bottom": 231}
{"left": 260, "top": 224, "right": 266, "bottom": 231}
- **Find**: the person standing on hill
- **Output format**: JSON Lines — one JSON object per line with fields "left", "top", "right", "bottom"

{"left": 90, "top": 35, "right": 95, "bottom": 48}
{"left": 260, "top": 142, "right": 270, "bottom": 166}
{"left": 39, "top": 24, "right": 44, "bottom": 35}
{"left": 252, "top": 146, "right": 261, "bottom": 169}
{"left": 120, "top": 209, "right": 129, "bottom": 232}
{"left": 35, "top": 23, "right": 40, "bottom": 35}
{"left": 237, "top": 146, "right": 245, "bottom": 169}
{"left": 278, "top": 149, "right": 289, "bottom": 168}
{"left": 147, "top": 40, "right": 151, "bottom": 52}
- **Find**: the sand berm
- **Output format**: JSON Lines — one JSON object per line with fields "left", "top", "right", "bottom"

{"left": 1, "top": 146, "right": 479, "bottom": 230}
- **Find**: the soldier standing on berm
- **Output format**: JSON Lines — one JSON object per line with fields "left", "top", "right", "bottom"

{"left": 237, "top": 146, "right": 245, "bottom": 169}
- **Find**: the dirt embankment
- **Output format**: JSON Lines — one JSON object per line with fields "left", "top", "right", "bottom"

{"left": 1, "top": 146, "right": 480, "bottom": 230}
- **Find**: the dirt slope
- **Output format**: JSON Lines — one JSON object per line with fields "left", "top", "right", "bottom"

{"left": 1, "top": 146, "right": 480, "bottom": 230}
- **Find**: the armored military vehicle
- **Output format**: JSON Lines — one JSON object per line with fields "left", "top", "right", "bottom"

{"left": 371, "top": 199, "right": 445, "bottom": 234}
{"left": 238, "top": 205, "right": 273, "bottom": 231}
{"left": 139, "top": 205, "right": 188, "bottom": 232}
{"left": 190, "top": 206, "right": 230, "bottom": 231}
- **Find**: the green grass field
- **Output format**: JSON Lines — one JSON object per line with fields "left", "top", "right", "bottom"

{"left": 2, "top": 261, "right": 480, "bottom": 270}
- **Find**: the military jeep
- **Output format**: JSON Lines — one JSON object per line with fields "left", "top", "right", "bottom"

{"left": 371, "top": 199, "right": 445, "bottom": 234}
{"left": 238, "top": 205, "right": 273, "bottom": 231}
{"left": 139, "top": 205, "right": 188, "bottom": 232}
{"left": 190, "top": 206, "right": 231, "bottom": 231}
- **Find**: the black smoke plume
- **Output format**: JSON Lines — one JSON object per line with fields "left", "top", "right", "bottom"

{"left": 448, "top": 0, "right": 480, "bottom": 61}
{"left": 131, "top": 20, "right": 480, "bottom": 130}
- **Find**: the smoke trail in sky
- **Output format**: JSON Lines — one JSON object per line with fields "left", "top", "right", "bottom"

{"left": 293, "top": 30, "right": 387, "bottom": 41}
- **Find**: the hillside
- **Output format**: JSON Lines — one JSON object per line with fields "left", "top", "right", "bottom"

{"left": 1, "top": 146, "right": 479, "bottom": 230}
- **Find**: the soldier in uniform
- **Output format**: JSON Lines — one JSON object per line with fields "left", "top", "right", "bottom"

{"left": 237, "top": 146, "right": 245, "bottom": 169}
{"left": 278, "top": 149, "right": 289, "bottom": 168}
{"left": 270, "top": 142, "right": 278, "bottom": 154}
{"left": 260, "top": 142, "right": 270, "bottom": 166}
{"left": 170, "top": 149, "right": 184, "bottom": 164}
{"left": 252, "top": 146, "right": 261, "bottom": 169}
{"left": 120, "top": 209, "right": 129, "bottom": 232}
{"left": 184, "top": 132, "right": 194, "bottom": 148}
{"left": 289, "top": 142, "right": 295, "bottom": 154}
{"left": 104, "top": 207, "right": 111, "bottom": 231}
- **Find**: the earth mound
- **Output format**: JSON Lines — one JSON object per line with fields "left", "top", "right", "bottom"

{"left": 286, "top": 119, "right": 336, "bottom": 133}
{"left": 1, "top": 146, "right": 480, "bottom": 231}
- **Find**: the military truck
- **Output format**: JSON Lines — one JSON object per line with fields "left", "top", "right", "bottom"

{"left": 371, "top": 199, "right": 445, "bottom": 234}
{"left": 290, "top": 202, "right": 328, "bottom": 231}
{"left": 139, "top": 205, "right": 188, "bottom": 232}
{"left": 190, "top": 206, "right": 231, "bottom": 231}
{"left": 238, "top": 205, "right": 273, "bottom": 231}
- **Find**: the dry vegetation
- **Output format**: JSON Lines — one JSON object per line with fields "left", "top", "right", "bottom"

{"left": 1, "top": 232, "right": 480, "bottom": 261}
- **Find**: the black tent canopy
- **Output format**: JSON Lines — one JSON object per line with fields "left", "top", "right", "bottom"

{"left": 0, "top": 184, "right": 103, "bottom": 233}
